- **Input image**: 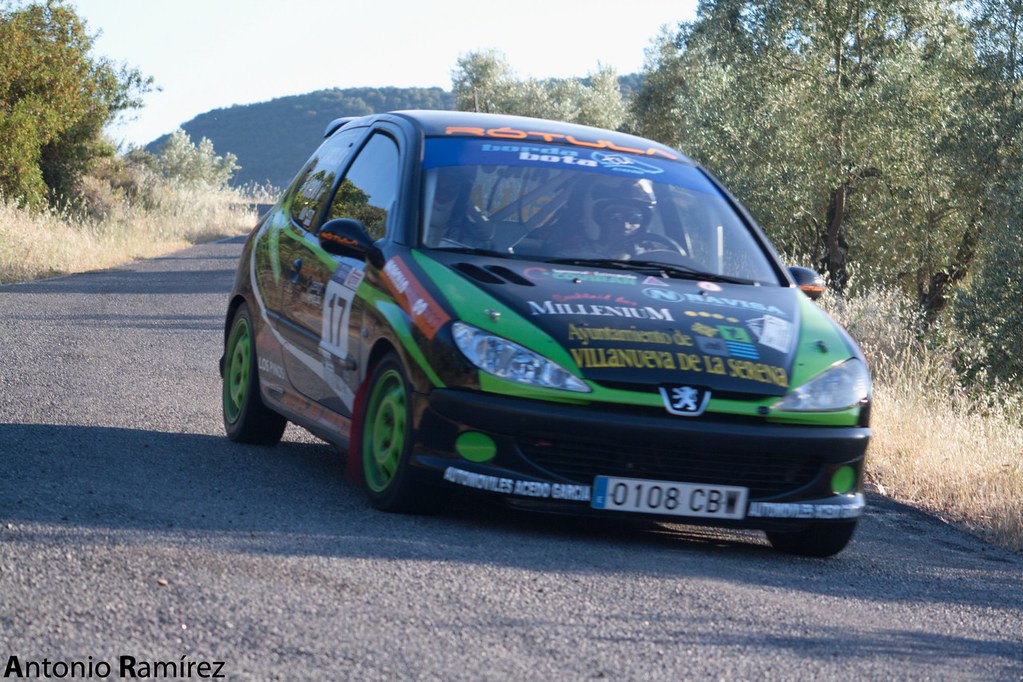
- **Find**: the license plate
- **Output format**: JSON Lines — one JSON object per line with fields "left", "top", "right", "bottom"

{"left": 592, "top": 475, "right": 748, "bottom": 520}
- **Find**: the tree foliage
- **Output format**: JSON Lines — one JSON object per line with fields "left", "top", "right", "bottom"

{"left": 952, "top": 196, "right": 1023, "bottom": 381}
{"left": 0, "top": 0, "right": 151, "bottom": 206}
{"left": 452, "top": 50, "right": 628, "bottom": 130}
{"left": 947, "top": 0, "right": 1023, "bottom": 378}
{"left": 631, "top": 0, "right": 985, "bottom": 316}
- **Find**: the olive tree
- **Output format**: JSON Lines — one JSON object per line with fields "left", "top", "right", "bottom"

{"left": 631, "top": 0, "right": 984, "bottom": 315}
{"left": 452, "top": 49, "right": 628, "bottom": 130}
{"left": 949, "top": 0, "right": 1023, "bottom": 378}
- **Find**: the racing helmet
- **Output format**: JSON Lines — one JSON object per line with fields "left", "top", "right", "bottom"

{"left": 590, "top": 179, "right": 656, "bottom": 243}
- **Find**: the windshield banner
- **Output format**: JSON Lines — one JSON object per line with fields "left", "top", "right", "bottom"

{"left": 423, "top": 138, "right": 717, "bottom": 195}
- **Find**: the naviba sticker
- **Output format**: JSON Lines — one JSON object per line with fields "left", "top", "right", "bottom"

{"left": 642, "top": 288, "right": 684, "bottom": 303}
{"left": 680, "top": 292, "right": 789, "bottom": 318}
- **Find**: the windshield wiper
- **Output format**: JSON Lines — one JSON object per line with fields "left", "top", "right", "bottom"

{"left": 627, "top": 260, "right": 760, "bottom": 285}
{"left": 430, "top": 245, "right": 516, "bottom": 259}
{"left": 546, "top": 257, "right": 759, "bottom": 285}
{"left": 544, "top": 258, "right": 664, "bottom": 272}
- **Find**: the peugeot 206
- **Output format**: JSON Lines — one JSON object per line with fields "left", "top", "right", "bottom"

{"left": 220, "top": 111, "right": 871, "bottom": 557}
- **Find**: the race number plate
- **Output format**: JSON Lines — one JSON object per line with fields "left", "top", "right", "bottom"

{"left": 592, "top": 476, "right": 748, "bottom": 520}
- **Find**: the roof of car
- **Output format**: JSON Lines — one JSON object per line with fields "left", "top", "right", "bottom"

{"left": 386, "top": 110, "right": 693, "bottom": 165}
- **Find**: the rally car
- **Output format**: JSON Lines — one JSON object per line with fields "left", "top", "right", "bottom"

{"left": 220, "top": 110, "right": 871, "bottom": 557}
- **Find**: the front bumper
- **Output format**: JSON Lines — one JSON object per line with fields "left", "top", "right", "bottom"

{"left": 411, "top": 388, "right": 870, "bottom": 528}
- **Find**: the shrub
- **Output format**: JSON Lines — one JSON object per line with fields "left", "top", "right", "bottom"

{"left": 156, "top": 129, "right": 239, "bottom": 188}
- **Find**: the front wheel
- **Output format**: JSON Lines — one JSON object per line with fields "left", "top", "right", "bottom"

{"left": 766, "top": 519, "right": 858, "bottom": 558}
{"left": 359, "top": 352, "right": 435, "bottom": 513}
{"left": 222, "top": 302, "right": 287, "bottom": 444}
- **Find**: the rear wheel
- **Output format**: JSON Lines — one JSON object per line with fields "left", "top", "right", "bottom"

{"left": 222, "top": 302, "right": 287, "bottom": 444}
{"left": 360, "top": 352, "right": 432, "bottom": 513}
{"left": 766, "top": 519, "right": 858, "bottom": 558}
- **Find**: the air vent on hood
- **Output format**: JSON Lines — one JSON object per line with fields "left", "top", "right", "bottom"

{"left": 486, "top": 265, "right": 534, "bottom": 286}
{"left": 453, "top": 262, "right": 504, "bottom": 284}
{"left": 453, "top": 262, "right": 536, "bottom": 286}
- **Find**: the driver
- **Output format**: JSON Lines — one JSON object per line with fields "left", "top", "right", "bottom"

{"left": 535, "top": 178, "right": 668, "bottom": 259}
{"left": 591, "top": 182, "right": 656, "bottom": 248}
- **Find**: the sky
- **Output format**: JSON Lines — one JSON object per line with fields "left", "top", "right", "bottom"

{"left": 69, "top": 0, "right": 698, "bottom": 148}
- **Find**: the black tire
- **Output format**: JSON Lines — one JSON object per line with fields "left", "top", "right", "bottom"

{"left": 222, "top": 302, "right": 287, "bottom": 445}
{"left": 359, "top": 352, "right": 435, "bottom": 513}
{"left": 766, "top": 519, "right": 858, "bottom": 558}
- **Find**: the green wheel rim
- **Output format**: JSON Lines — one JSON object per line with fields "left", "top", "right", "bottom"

{"left": 363, "top": 368, "right": 407, "bottom": 493}
{"left": 223, "top": 315, "right": 252, "bottom": 424}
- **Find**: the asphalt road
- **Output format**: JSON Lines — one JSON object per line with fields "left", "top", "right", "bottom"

{"left": 1, "top": 238, "right": 1021, "bottom": 680}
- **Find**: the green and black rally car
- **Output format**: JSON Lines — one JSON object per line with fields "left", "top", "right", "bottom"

{"left": 220, "top": 111, "right": 871, "bottom": 556}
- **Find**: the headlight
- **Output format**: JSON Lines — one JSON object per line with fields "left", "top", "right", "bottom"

{"left": 452, "top": 322, "right": 590, "bottom": 393}
{"left": 773, "top": 358, "right": 870, "bottom": 412}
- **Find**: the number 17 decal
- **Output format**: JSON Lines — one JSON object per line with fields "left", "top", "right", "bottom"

{"left": 319, "top": 263, "right": 365, "bottom": 408}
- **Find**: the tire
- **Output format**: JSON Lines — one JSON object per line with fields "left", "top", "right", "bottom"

{"left": 359, "top": 352, "right": 433, "bottom": 513}
{"left": 766, "top": 519, "right": 858, "bottom": 558}
{"left": 222, "top": 302, "right": 287, "bottom": 445}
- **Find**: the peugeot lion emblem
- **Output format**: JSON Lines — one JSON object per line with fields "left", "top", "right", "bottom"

{"left": 659, "top": 385, "right": 711, "bottom": 416}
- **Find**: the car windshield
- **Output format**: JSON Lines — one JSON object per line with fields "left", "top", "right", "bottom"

{"left": 420, "top": 138, "right": 781, "bottom": 285}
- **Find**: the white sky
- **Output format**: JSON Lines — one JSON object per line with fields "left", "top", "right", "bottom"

{"left": 69, "top": 0, "right": 697, "bottom": 148}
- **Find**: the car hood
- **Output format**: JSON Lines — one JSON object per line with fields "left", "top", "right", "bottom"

{"left": 424, "top": 252, "right": 806, "bottom": 397}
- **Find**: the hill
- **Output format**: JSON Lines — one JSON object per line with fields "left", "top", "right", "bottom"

{"left": 146, "top": 76, "right": 644, "bottom": 191}
{"left": 146, "top": 87, "right": 455, "bottom": 190}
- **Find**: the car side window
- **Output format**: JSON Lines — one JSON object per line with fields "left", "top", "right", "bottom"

{"left": 323, "top": 132, "right": 400, "bottom": 240}
{"left": 289, "top": 128, "right": 363, "bottom": 230}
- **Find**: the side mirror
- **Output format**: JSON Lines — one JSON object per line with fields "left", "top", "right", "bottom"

{"left": 319, "top": 218, "right": 383, "bottom": 267}
{"left": 788, "top": 266, "right": 826, "bottom": 301}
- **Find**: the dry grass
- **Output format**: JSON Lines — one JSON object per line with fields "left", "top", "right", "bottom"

{"left": 0, "top": 184, "right": 260, "bottom": 284}
{"left": 827, "top": 290, "right": 1023, "bottom": 551}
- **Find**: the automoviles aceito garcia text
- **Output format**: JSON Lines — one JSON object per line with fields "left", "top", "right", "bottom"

{"left": 3, "top": 655, "right": 226, "bottom": 679}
